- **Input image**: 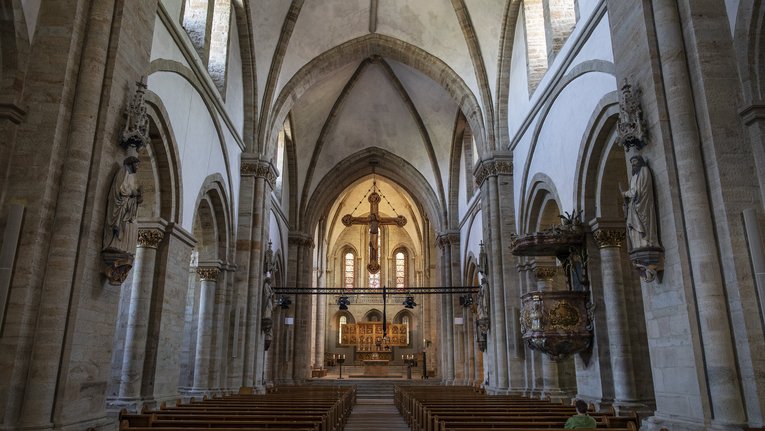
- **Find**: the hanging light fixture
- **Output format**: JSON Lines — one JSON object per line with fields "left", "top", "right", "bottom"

{"left": 276, "top": 296, "right": 292, "bottom": 309}
{"left": 402, "top": 295, "right": 417, "bottom": 309}
{"left": 459, "top": 294, "right": 473, "bottom": 308}
{"left": 337, "top": 296, "right": 351, "bottom": 310}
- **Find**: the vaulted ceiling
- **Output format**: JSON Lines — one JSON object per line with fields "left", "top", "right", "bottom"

{"left": 249, "top": 0, "right": 511, "bottom": 230}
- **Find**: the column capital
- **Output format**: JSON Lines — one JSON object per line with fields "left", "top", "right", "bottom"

{"left": 593, "top": 229, "right": 626, "bottom": 248}
{"left": 288, "top": 232, "right": 314, "bottom": 248}
{"left": 196, "top": 266, "right": 221, "bottom": 281}
{"left": 532, "top": 265, "right": 557, "bottom": 281}
{"left": 137, "top": 228, "right": 164, "bottom": 248}
{"left": 241, "top": 154, "right": 278, "bottom": 188}
{"left": 473, "top": 152, "right": 513, "bottom": 188}
{"left": 436, "top": 231, "right": 460, "bottom": 249}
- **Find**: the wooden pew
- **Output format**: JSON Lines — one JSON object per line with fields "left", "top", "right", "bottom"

{"left": 120, "top": 386, "right": 354, "bottom": 431}
{"left": 395, "top": 385, "right": 630, "bottom": 431}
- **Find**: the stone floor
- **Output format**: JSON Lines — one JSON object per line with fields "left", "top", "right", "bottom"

{"left": 344, "top": 398, "right": 410, "bottom": 431}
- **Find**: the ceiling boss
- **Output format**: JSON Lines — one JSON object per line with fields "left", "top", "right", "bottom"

{"left": 341, "top": 181, "right": 406, "bottom": 275}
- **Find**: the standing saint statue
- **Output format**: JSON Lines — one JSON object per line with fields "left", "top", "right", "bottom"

{"left": 476, "top": 275, "right": 490, "bottom": 321}
{"left": 622, "top": 155, "right": 658, "bottom": 250}
{"left": 103, "top": 151, "right": 143, "bottom": 254}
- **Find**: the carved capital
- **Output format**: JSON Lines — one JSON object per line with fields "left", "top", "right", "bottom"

{"left": 593, "top": 229, "right": 625, "bottom": 249}
{"left": 241, "top": 158, "right": 278, "bottom": 189}
{"left": 137, "top": 228, "right": 164, "bottom": 248}
{"left": 474, "top": 158, "right": 513, "bottom": 188}
{"left": 197, "top": 266, "right": 220, "bottom": 281}
{"left": 533, "top": 265, "right": 557, "bottom": 281}
{"left": 288, "top": 233, "right": 314, "bottom": 248}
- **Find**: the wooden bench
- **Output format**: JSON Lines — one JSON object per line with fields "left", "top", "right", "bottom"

{"left": 119, "top": 386, "right": 355, "bottom": 431}
{"left": 395, "top": 385, "right": 634, "bottom": 431}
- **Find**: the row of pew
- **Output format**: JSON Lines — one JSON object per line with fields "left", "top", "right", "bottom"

{"left": 394, "top": 385, "right": 639, "bottom": 431}
{"left": 118, "top": 386, "right": 356, "bottom": 431}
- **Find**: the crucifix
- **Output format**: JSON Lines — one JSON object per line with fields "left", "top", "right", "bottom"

{"left": 342, "top": 183, "right": 406, "bottom": 275}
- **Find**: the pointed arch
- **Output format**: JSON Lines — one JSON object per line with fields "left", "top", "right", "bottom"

{"left": 265, "top": 34, "right": 487, "bottom": 159}
{"left": 302, "top": 147, "right": 446, "bottom": 236}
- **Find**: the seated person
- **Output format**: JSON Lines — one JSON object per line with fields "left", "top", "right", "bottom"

{"left": 564, "top": 399, "right": 598, "bottom": 429}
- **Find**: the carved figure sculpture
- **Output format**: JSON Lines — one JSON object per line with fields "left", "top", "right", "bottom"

{"left": 103, "top": 153, "right": 143, "bottom": 254}
{"left": 623, "top": 155, "right": 658, "bottom": 249}
{"left": 477, "top": 275, "right": 490, "bottom": 320}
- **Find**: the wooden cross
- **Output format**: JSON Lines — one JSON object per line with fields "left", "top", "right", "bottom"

{"left": 342, "top": 190, "right": 406, "bottom": 275}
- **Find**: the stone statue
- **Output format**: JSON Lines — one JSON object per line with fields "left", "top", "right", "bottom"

{"left": 262, "top": 241, "right": 276, "bottom": 322}
{"left": 476, "top": 275, "right": 490, "bottom": 320}
{"left": 103, "top": 152, "right": 143, "bottom": 254}
{"left": 622, "top": 155, "right": 658, "bottom": 250}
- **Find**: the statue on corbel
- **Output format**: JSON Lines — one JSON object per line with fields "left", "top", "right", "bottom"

{"left": 475, "top": 241, "right": 490, "bottom": 352}
{"left": 101, "top": 79, "right": 150, "bottom": 285}
{"left": 261, "top": 240, "right": 276, "bottom": 350}
{"left": 617, "top": 78, "right": 664, "bottom": 283}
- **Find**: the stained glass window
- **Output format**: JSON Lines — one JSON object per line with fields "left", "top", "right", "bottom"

{"left": 339, "top": 315, "right": 347, "bottom": 343}
{"left": 344, "top": 251, "right": 355, "bottom": 289}
{"left": 395, "top": 251, "right": 406, "bottom": 288}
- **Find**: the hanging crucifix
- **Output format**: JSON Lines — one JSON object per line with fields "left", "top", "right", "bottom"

{"left": 342, "top": 182, "right": 406, "bottom": 274}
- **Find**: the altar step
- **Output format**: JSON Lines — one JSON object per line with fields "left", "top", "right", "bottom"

{"left": 344, "top": 399, "right": 409, "bottom": 431}
{"left": 308, "top": 376, "right": 440, "bottom": 399}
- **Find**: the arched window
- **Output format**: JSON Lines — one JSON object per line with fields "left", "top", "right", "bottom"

{"left": 181, "top": 0, "right": 231, "bottom": 94}
{"left": 369, "top": 271, "right": 380, "bottom": 289}
{"left": 344, "top": 251, "right": 355, "bottom": 289}
{"left": 339, "top": 315, "right": 347, "bottom": 343}
{"left": 395, "top": 250, "right": 407, "bottom": 289}
{"left": 402, "top": 315, "right": 410, "bottom": 345}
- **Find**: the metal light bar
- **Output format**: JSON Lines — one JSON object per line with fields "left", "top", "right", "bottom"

{"left": 271, "top": 286, "right": 479, "bottom": 295}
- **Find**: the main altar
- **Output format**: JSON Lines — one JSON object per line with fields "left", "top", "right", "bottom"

{"left": 339, "top": 322, "right": 408, "bottom": 376}
{"left": 339, "top": 322, "right": 409, "bottom": 352}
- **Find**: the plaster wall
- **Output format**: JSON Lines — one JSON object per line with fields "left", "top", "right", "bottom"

{"left": 20, "top": 0, "right": 40, "bottom": 42}
{"left": 225, "top": 16, "right": 245, "bottom": 136}
{"left": 527, "top": 71, "right": 616, "bottom": 212}
{"left": 146, "top": 71, "right": 234, "bottom": 230}
{"left": 508, "top": 7, "right": 530, "bottom": 135}
{"left": 151, "top": 16, "right": 191, "bottom": 68}
{"left": 463, "top": 1, "right": 505, "bottom": 104}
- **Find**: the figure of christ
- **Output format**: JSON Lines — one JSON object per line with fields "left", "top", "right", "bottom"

{"left": 342, "top": 191, "right": 406, "bottom": 274}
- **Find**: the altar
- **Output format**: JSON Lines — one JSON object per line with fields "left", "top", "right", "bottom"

{"left": 362, "top": 359, "right": 390, "bottom": 376}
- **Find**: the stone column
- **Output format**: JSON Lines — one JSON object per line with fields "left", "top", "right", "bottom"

{"left": 117, "top": 228, "right": 164, "bottom": 403}
{"left": 517, "top": 260, "right": 533, "bottom": 396}
{"left": 437, "top": 233, "right": 456, "bottom": 384}
{"left": 593, "top": 228, "right": 638, "bottom": 406}
{"left": 475, "top": 154, "right": 517, "bottom": 392}
{"left": 314, "top": 258, "right": 327, "bottom": 370}
{"left": 533, "top": 264, "right": 566, "bottom": 401}
{"left": 193, "top": 265, "right": 221, "bottom": 391}
{"left": 524, "top": 261, "right": 543, "bottom": 397}
{"left": 649, "top": 0, "right": 745, "bottom": 425}
{"left": 238, "top": 156, "right": 277, "bottom": 388}
{"left": 291, "top": 233, "right": 314, "bottom": 382}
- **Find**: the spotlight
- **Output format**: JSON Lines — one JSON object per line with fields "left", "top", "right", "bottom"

{"left": 276, "top": 296, "right": 292, "bottom": 309}
{"left": 459, "top": 294, "right": 473, "bottom": 308}
{"left": 402, "top": 296, "right": 417, "bottom": 309}
{"left": 337, "top": 296, "right": 351, "bottom": 310}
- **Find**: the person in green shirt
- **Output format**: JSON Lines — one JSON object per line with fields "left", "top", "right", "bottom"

{"left": 564, "top": 399, "right": 598, "bottom": 429}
